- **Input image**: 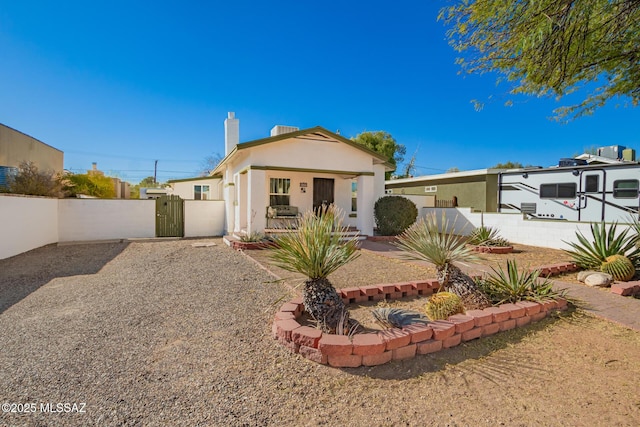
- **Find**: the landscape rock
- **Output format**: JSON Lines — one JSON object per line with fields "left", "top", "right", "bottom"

{"left": 584, "top": 272, "right": 614, "bottom": 287}
{"left": 577, "top": 270, "right": 599, "bottom": 282}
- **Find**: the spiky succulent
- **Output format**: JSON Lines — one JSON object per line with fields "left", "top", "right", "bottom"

{"left": 478, "top": 259, "right": 566, "bottom": 304}
{"left": 371, "top": 307, "right": 430, "bottom": 329}
{"left": 424, "top": 292, "right": 465, "bottom": 320}
{"left": 467, "top": 226, "right": 511, "bottom": 247}
{"left": 564, "top": 221, "right": 640, "bottom": 270}
{"left": 601, "top": 254, "right": 636, "bottom": 282}
{"left": 396, "top": 212, "right": 479, "bottom": 268}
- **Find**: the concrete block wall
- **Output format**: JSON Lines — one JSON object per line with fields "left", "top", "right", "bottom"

{"left": 420, "top": 207, "right": 627, "bottom": 250}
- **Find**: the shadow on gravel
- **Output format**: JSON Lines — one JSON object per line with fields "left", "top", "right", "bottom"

{"left": 0, "top": 242, "right": 129, "bottom": 314}
{"left": 344, "top": 309, "right": 579, "bottom": 381}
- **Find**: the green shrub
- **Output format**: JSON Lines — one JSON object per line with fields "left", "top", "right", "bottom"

{"left": 374, "top": 196, "right": 418, "bottom": 236}
{"left": 478, "top": 259, "right": 566, "bottom": 304}
{"left": 424, "top": 292, "right": 465, "bottom": 320}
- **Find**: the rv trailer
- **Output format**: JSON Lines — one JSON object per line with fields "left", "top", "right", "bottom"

{"left": 498, "top": 163, "right": 640, "bottom": 223}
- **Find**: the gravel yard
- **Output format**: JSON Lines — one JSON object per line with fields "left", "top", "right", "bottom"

{"left": 1, "top": 239, "right": 640, "bottom": 426}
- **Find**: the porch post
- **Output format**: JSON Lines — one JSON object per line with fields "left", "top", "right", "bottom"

{"left": 223, "top": 167, "right": 235, "bottom": 235}
{"left": 247, "top": 168, "right": 267, "bottom": 233}
{"left": 356, "top": 174, "right": 374, "bottom": 236}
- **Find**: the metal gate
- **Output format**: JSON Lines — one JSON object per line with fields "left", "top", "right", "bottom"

{"left": 156, "top": 195, "right": 184, "bottom": 237}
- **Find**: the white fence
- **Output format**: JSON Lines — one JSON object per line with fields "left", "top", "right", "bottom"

{"left": 0, "top": 195, "right": 225, "bottom": 259}
{"left": 420, "top": 207, "right": 632, "bottom": 250}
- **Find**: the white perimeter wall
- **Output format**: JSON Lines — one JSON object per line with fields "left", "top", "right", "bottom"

{"left": 59, "top": 199, "right": 156, "bottom": 242}
{"left": 184, "top": 200, "right": 225, "bottom": 237}
{"left": 421, "top": 207, "right": 632, "bottom": 250}
{"left": 0, "top": 195, "right": 59, "bottom": 260}
{"left": 1, "top": 197, "right": 225, "bottom": 259}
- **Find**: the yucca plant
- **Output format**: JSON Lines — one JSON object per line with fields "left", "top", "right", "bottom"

{"left": 479, "top": 259, "right": 566, "bottom": 305}
{"left": 270, "top": 205, "right": 360, "bottom": 333}
{"left": 371, "top": 307, "right": 430, "bottom": 328}
{"left": 396, "top": 212, "right": 491, "bottom": 309}
{"left": 564, "top": 221, "right": 640, "bottom": 270}
{"left": 467, "top": 225, "right": 510, "bottom": 247}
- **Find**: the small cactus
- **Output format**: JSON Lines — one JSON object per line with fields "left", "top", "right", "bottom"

{"left": 425, "top": 292, "right": 465, "bottom": 320}
{"left": 601, "top": 254, "right": 635, "bottom": 282}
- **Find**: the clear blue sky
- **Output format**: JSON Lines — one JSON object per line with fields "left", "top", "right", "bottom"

{"left": 1, "top": 1, "right": 638, "bottom": 183}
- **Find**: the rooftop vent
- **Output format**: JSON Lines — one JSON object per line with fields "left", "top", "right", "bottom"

{"left": 270, "top": 125, "right": 299, "bottom": 137}
{"left": 597, "top": 145, "right": 626, "bottom": 160}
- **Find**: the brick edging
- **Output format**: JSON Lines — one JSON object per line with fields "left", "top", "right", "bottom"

{"left": 272, "top": 280, "right": 568, "bottom": 368}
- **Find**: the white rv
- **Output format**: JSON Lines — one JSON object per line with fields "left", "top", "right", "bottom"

{"left": 498, "top": 163, "right": 640, "bottom": 223}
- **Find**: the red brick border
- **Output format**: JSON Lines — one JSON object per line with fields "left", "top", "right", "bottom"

{"left": 273, "top": 280, "right": 568, "bottom": 367}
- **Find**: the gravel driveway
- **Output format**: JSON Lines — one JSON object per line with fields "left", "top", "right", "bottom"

{"left": 0, "top": 239, "right": 297, "bottom": 426}
{"left": 2, "top": 239, "right": 640, "bottom": 427}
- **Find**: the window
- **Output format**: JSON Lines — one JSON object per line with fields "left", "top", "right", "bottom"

{"left": 585, "top": 175, "right": 599, "bottom": 193}
{"left": 424, "top": 186, "right": 437, "bottom": 193}
{"left": 613, "top": 179, "right": 639, "bottom": 199}
{"left": 269, "top": 178, "right": 290, "bottom": 206}
{"left": 540, "top": 183, "right": 577, "bottom": 199}
{"left": 351, "top": 180, "right": 357, "bottom": 212}
{"left": 194, "top": 185, "right": 210, "bottom": 200}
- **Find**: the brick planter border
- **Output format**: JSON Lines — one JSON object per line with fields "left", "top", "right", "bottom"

{"left": 272, "top": 278, "right": 569, "bottom": 368}
{"left": 471, "top": 245, "right": 514, "bottom": 254}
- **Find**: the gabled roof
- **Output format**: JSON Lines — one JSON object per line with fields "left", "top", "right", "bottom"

{"left": 211, "top": 126, "right": 395, "bottom": 175}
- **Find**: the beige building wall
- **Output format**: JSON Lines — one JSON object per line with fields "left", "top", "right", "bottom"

{"left": 0, "top": 124, "right": 64, "bottom": 172}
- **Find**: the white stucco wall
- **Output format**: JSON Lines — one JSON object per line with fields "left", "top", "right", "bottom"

{"left": 58, "top": 199, "right": 156, "bottom": 242}
{"left": 0, "top": 194, "right": 59, "bottom": 260}
{"left": 184, "top": 200, "right": 225, "bottom": 237}
{"left": 421, "top": 207, "right": 624, "bottom": 250}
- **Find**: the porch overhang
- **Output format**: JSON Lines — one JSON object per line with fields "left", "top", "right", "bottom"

{"left": 237, "top": 165, "right": 374, "bottom": 178}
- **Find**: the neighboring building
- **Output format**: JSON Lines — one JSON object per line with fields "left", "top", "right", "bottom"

{"left": 0, "top": 123, "right": 64, "bottom": 187}
{"left": 385, "top": 169, "right": 507, "bottom": 212}
{"left": 139, "top": 187, "right": 169, "bottom": 199}
{"left": 167, "top": 176, "right": 223, "bottom": 200}
{"left": 177, "top": 113, "right": 393, "bottom": 236}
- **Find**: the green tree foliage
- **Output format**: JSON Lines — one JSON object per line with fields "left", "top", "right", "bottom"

{"left": 139, "top": 176, "right": 157, "bottom": 187}
{"left": 5, "top": 161, "right": 64, "bottom": 197}
{"left": 440, "top": 1, "right": 640, "bottom": 120}
{"left": 492, "top": 161, "right": 524, "bottom": 169}
{"left": 352, "top": 131, "right": 406, "bottom": 179}
{"left": 65, "top": 173, "right": 116, "bottom": 198}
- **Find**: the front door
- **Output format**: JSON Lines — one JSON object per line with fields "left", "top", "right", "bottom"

{"left": 313, "top": 178, "right": 334, "bottom": 214}
{"left": 578, "top": 170, "right": 606, "bottom": 222}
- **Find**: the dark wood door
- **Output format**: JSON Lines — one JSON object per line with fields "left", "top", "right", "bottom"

{"left": 313, "top": 178, "right": 334, "bottom": 214}
{"left": 156, "top": 195, "right": 184, "bottom": 237}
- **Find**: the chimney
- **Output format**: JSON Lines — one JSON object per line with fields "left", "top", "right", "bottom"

{"left": 224, "top": 112, "right": 239, "bottom": 156}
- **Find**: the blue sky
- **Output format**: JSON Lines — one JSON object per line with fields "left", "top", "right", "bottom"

{"left": 1, "top": 1, "right": 638, "bottom": 183}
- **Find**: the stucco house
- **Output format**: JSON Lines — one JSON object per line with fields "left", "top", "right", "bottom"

{"left": 385, "top": 168, "right": 507, "bottom": 213}
{"left": 171, "top": 113, "right": 393, "bottom": 237}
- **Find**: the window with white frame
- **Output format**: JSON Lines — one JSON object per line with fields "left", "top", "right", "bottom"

{"left": 269, "top": 178, "right": 290, "bottom": 206}
{"left": 351, "top": 179, "right": 357, "bottom": 212}
{"left": 194, "top": 184, "right": 210, "bottom": 200}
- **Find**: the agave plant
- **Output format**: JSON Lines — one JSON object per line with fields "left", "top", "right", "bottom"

{"left": 396, "top": 212, "right": 491, "bottom": 309}
{"left": 564, "top": 221, "right": 640, "bottom": 269}
{"left": 270, "top": 205, "right": 360, "bottom": 333}
{"left": 467, "top": 225, "right": 510, "bottom": 247}
{"left": 479, "top": 259, "right": 566, "bottom": 305}
{"left": 371, "top": 307, "right": 430, "bottom": 328}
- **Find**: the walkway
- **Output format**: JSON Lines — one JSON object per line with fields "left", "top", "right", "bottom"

{"left": 360, "top": 239, "right": 640, "bottom": 332}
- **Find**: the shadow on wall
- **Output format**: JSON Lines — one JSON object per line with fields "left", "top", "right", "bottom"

{"left": 0, "top": 241, "right": 129, "bottom": 314}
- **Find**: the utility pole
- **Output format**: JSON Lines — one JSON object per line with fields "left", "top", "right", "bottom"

{"left": 154, "top": 160, "right": 158, "bottom": 186}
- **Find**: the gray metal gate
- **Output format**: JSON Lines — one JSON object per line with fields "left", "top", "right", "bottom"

{"left": 156, "top": 195, "right": 184, "bottom": 237}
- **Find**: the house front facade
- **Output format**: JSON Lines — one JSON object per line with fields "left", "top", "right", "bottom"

{"left": 197, "top": 113, "right": 393, "bottom": 236}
